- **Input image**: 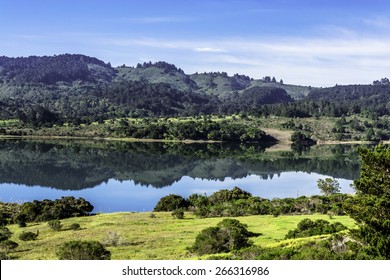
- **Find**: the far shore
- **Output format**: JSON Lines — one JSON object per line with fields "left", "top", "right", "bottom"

{"left": 1, "top": 134, "right": 388, "bottom": 147}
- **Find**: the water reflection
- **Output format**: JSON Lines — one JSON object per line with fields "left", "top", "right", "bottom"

{"left": 0, "top": 140, "right": 361, "bottom": 211}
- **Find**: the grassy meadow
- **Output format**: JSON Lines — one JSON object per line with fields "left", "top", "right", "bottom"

{"left": 6, "top": 212, "right": 356, "bottom": 260}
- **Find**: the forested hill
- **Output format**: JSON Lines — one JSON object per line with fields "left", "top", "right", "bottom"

{"left": 0, "top": 54, "right": 115, "bottom": 84}
{"left": 0, "top": 54, "right": 389, "bottom": 120}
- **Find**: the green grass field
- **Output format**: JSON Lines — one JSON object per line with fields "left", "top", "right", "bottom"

{"left": 6, "top": 212, "right": 356, "bottom": 260}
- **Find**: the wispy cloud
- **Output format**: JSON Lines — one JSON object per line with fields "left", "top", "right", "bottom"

{"left": 119, "top": 16, "right": 198, "bottom": 24}
{"left": 361, "top": 16, "right": 390, "bottom": 29}
{"left": 25, "top": 31, "right": 390, "bottom": 87}
{"left": 193, "top": 47, "right": 226, "bottom": 53}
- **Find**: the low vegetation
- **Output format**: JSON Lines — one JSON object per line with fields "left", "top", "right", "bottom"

{"left": 284, "top": 218, "right": 347, "bottom": 239}
{"left": 18, "top": 231, "right": 38, "bottom": 241}
{"left": 154, "top": 186, "right": 348, "bottom": 217}
{"left": 56, "top": 240, "right": 111, "bottom": 260}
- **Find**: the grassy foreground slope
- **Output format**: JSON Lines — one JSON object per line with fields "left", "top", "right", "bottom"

{"left": 7, "top": 212, "right": 356, "bottom": 260}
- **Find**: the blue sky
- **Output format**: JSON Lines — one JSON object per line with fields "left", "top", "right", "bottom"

{"left": 1, "top": 0, "right": 390, "bottom": 86}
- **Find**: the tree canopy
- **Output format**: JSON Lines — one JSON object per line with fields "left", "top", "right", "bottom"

{"left": 345, "top": 144, "right": 390, "bottom": 259}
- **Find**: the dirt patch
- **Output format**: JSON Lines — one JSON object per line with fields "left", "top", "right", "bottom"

{"left": 263, "top": 128, "right": 293, "bottom": 144}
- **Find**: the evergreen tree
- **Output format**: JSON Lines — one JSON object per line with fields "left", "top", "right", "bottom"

{"left": 345, "top": 144, "right": 390, "bottom": 259}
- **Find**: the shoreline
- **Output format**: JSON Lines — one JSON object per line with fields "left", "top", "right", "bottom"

{"left": 0, "top": 134, "right": 223, "bottom": 144}
{"left": 1, "top": 134, "right": 388, "bottom": 147}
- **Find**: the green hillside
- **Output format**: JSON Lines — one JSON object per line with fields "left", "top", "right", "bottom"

{"left": 4, "top": 212, "right": 355, "bottom": 260}
{"left": 1, "top": 54, "right": 389, "bottom": 124}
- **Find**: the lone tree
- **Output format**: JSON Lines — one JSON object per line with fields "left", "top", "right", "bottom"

{"left": 317, "top": 178, "right": 341, "bottom": 196}
{"left": 344, "top": 144, "right": 390, "bottom": 259}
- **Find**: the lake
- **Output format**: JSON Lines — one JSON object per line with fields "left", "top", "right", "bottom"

{"left": 0, "top": 139, "right": 362, "bottom": 212}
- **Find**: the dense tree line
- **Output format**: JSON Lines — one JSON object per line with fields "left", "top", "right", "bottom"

{"left": 135, "top": 61, "right": 185, "bottom": 75}
{"left": 0, "top": 197, "right": 93, "bottom": 226}
{"left": 252, "top": 85, "right": 390, "bottom": 118}
{"left": 153, "top": 187, "right": 349, "bottom": 217}
{"left": 115, "top": 118, "right": 275, "bottom": 142}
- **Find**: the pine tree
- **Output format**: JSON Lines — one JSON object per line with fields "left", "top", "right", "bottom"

{"left": 345, "top": 144, "right": 390, "bottom": 258}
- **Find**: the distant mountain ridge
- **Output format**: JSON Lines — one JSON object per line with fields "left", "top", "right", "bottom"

{"left": 0, "top": 54, "right": 389, "bottom": 120}
{"left": 0, "top": 54, "right": 310, "bottom": 97}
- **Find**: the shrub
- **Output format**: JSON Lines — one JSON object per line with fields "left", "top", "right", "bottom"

{"left": 190, "top": 227, "right": 222, "bottom": 255}
{"left": 187, "top": 193, "right": 209, "bottom": 208}
{"left": 0, "top": 212, "right": 7, "bottom": 226}
{"left": 57, "top": 240, "right": 111, "bottom": 260}
{"left": 69, "top": 223, "right": 81, "bottom": 231}
{"left": 154, "top": 194, "right": 188, "bottom": 212}
{"left": 0, "top": 251, "right": 10, "bottom": 260}
{"left": 193, "top": 206, "right": 210, "bottom": 218}
{"left": 171, "top": 208, "right": 185, "bottom": 219}
{"left": 190, "top": 219, "right": 255, "bottom": 255}
{"left": 11, "top": 197, "right": 94, "bottom": 224}
{"left": 285, "top": 219, "right": 347, "bottom": 239}
{"left": 15, "top": 213, "right": 27, "bottom": 227}
{"left": 0, "top": 240, "right": 19, "bottom": 251}
{"left": 208, "top": 187, "right": 252, "bottom": 205}
{"left": 0, "top": 227, "right": 12, "bottom": 242}
{"left": 102, "top": 231, "right": 122, "bottom": 247}
{"left": 19, "top": 231, "right": 38, "bottom": 241}
{"left": 48, "top": 220, "right": 62, "bottom": 231}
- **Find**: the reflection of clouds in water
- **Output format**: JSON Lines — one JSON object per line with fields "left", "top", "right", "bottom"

{"left": 0, "top": 172, "right": 354, "bottom": 213}
{"left": 170, "top": 172, "right": 354, "bottom": 200}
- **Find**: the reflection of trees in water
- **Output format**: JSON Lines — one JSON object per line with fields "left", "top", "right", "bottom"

{"left": 0, "top": 140, "right": 361, "bottom": 190}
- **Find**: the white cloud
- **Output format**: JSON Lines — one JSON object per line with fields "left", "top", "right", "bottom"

{"left": 118, "top": 16, "right": 198, "bottom": 24}
{"left": 29, "top": 32, "right": 390, "bottom": 87}
{"left": 193, "top": 47, "right": 226, "bottom": 53}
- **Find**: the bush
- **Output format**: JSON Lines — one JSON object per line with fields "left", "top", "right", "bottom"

{"left": 0, "top": 240, "right": 19, "bottom": 251}
{"left": 48, "top": 220, "right": 62, "bottom": 231}
{"left": 69, "top": 223, "right": 81, "bottom": 231}
{"left": 154, "top": 194, "right": 188, "bottom": 212}
{"left": 208, "top": 187, "right": 252, "bottom": 205}
{"left": 102, "top": 231, "right": 122, "bottom": 247}
{"left": 0, "top": 212, "right": 7, "bottom": 226}
{"left": 10, "top": 197, "right": 94, "bottom": 224}
{"left": 15, "top": 213, "right": 27, "bottom": 227}
{"left": 171, "top": 208, "right": 185, "bottom": 219}
{"left": 285, "top": 219, "right": 347, "bottom": 239}
{"left": 19, "top": 231, "right": 38, "bottom": 241}
{"left": 0, "top": 227, "right": 12, "bottom": 242}
{"left": 57, "top": 240, "right": 111, "bottom": 260}
{"left": 0, "top": 251, "right": 11, "bottom": 260}
{"left": 190, "top": 219, "right": 255, "bottom": 255}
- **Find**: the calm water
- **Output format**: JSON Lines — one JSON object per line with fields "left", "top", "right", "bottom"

{"left": 0, "top": 140, "right": 361, "bottom": 212}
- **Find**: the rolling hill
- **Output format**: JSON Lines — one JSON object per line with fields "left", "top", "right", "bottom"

{"left": 0, "top": 54, "right": 389, "bottom": 120}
